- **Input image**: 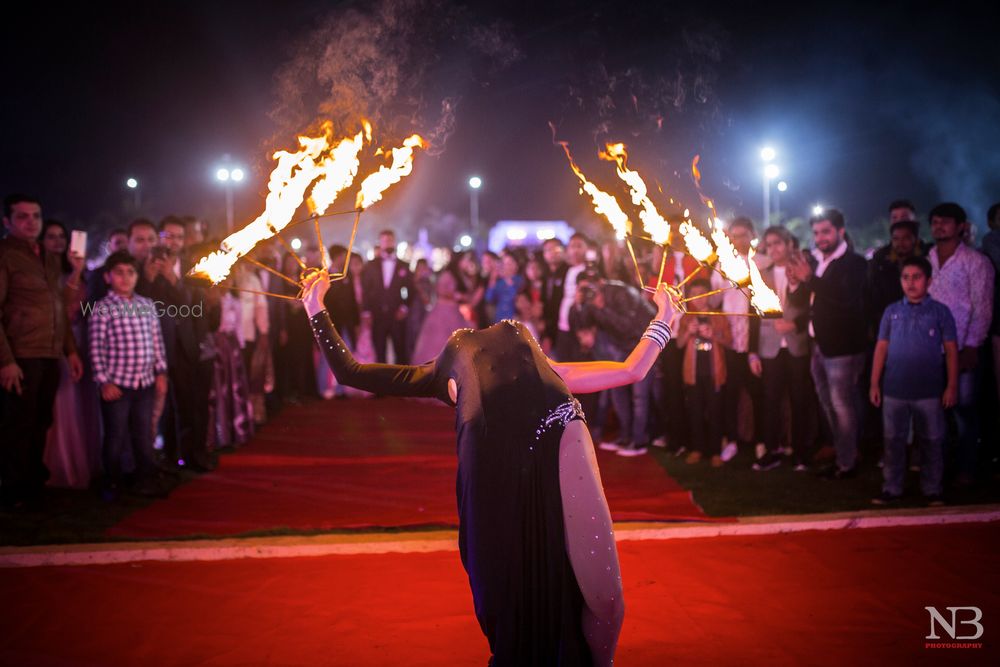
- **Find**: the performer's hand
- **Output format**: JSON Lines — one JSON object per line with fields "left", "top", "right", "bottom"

{"left": 300, "top": 268, "right": 331, "bottom": 317}
{"left": 653, "top": 282, "right": 682, "bottom": 326}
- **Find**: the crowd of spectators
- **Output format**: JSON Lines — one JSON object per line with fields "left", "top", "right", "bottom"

{"left": 1, "top": 192, "right": 997, "bottom": 509}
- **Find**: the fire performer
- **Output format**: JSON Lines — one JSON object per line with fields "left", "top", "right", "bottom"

{"left": 301, "top": 268, "right": 681, "bottom": 666}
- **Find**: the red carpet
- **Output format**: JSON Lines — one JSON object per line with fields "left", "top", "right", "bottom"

{"left": 108, "top": 398, "right": 710, "bottom": 539}
{"left": 2, "top": 523, "right": 997, "bottom": 666}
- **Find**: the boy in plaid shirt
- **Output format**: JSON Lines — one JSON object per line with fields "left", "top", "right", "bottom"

{"left": 89, "top": 251, "right": 168, "bottom": 498}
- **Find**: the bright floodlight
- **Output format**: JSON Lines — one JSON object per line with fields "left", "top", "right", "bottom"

{"left": 777, "top": 181, "right": 788, "bottom": 192}
{"left": 231, "top": 168, "right": 245, "bottom": 182}
{"left": 290, "top": 238, "right": 302, "bottom": 251}
{"left": 764, "top": 164, "right": 780, "bottom": 179}
{"left": 812, "top": 204, "right": 824, "bottom": 216}
{"left": 125, "top": 178, "right": 138, "bottom": 189}
{"left": 216, "top": 168, "right": 230, "bottom": 182}
{"left": 760, "top": 147, "right": 776, "bottom": 162}
{"left": 459, "top": 234, "right": 472, "bottom": 247}
{"left": 468, "top": 176, "right": 482, "bottom": 190}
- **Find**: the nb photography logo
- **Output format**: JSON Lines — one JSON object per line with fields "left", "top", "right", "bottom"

{"left": 925, "top": 606, "right": 984, "bottom": 650}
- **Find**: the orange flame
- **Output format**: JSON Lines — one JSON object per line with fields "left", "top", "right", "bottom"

{"left": 711, "top": 227, "right": 750, "bottom": 285}
{"left": 599, "top": 143, "right": 670, "bottom": 245}
{"left": 355, "top": 134, "right": 427, "bottom": 210}
{"left": 556, "top": 141, "right": 630, "bottom": 240}
{"left": 679, "top": 220, "right": 715, "bottom": 263}
{"left": 308, "top": 126, "right": 368, "bottom": 215}
{"left": 691, "top": 155, "right": 718, "bottom": 220}
{"left": 747, "top": 249, "right": 782, "bottom": 314}
{"left": 191, "top": 121, "right": 422, "bottom": 285}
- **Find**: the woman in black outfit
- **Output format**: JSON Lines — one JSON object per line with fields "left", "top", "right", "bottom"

{"left": 301, "top": 268, "right": 680, "bottom": 666}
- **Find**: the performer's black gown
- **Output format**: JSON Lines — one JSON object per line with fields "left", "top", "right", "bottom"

{"left": 310, "top": 311, "right": 592, "bottom": 665}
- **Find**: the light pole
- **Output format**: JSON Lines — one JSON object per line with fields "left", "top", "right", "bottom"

{"left": 216, "top": 165, "right": 245, "bottom": 233}
{"left": 776, "top": 180, "right": 787, "bottom": 218}
{"left": 760, "top": 147, "right": 776, "bottom": 225}
{"left": 125, "top": 177, "right": 140, "bottom": 212}
{"left": 468, "top": 176, "right": 482, "bottom": 249}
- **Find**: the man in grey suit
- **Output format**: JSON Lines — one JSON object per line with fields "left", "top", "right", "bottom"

{"left": 749, "top": 227, "right": 812, "bottom": 471}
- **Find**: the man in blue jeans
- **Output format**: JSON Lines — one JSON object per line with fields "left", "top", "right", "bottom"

{"left": 787, "top": 209, "right": 870, "bottom": 479}
{"left": 571, "top": 269, "right": 656, "bottom": 456}
{"left": 869, "top": 256, "right": 958, "bottom": 505}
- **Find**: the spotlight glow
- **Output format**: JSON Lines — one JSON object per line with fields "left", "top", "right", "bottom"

{"left": 231, "top": 168, "right": 245, "bottom": 182}
{"left": 125, "top": 178, "right": 138, "bottom": 189}
{"left": 812, "top": 204, "right": 824, "bottom": 216}
{"left": 760, "top": 147, "right": 776, "bottom": 162}
{"left": 216, "top": 168, "right": 230, "bottom": 182}
{"left": 777, "top": 181, "right": 788, "bottom": 192}
{"left": 764, "top": 164, "right": 780, "bottom": 180}
{"left": 468, "top": 176, "right": 482, "bottom": 190}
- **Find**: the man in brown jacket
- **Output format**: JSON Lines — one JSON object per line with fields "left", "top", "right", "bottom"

{"left": 1, "top": 194, "right": 82, "bottom": 509}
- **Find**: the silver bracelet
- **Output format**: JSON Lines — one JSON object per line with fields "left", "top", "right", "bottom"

{"left": 641, "top": 320, "right": 672, "bottom": 350}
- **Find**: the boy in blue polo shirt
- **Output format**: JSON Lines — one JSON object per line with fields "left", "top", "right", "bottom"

{"left": 869, "top": 256, "right": 958, "bottom": 506}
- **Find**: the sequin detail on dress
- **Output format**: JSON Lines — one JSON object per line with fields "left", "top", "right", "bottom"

{"left": 532, "top": 398, "right": 586, "bottom": 450}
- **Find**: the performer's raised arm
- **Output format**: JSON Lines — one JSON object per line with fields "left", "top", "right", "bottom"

{"left": 548, "top": 282, "right": 681, "bottom": 395}
{"left": 301, "top": 269, "right": 447, "bottom": 401}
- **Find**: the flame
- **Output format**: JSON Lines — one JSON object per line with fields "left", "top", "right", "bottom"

{"left": 747, "top": 249, "right": 782, "bottom": 314}
{"left": 192, "top": 130, "right": 332, "bottom": 283}
{"left": 711, "top": 227, "right": 750, "bottom": 285}
{"left": 599, "top": 143, "right": 670, "bottom": 244}
{"left": 556, "top": 141, "right": 630, "bottom": 240}
{"left": 191, "top": 121, "right": 423, "bottom": 285}
{"left": 691, "top": 155, "right": 718, "bottom": 220}
{"left": 308, "top": 128, "right": 367, "bottom": 215}
{"left": 355, "top": 134, "right": 427, "bottom": 210}
{"left": 679, "top": 220, "right": 715, "bottom": 263}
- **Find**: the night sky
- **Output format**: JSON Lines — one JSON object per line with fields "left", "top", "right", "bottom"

{"left": 3, "top": 0, "right": 998, "bottom": 250}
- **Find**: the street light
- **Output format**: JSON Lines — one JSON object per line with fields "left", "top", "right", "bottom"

{"left": 215, "top": 161, "right": 245, "bottom": 232}
{"left": 776, "top": 181, "right": 788, "bottom": 192}
{"left": 125, "top": 177, "right": 141, "bottom": 211}
{"left": 760, "top": 146, "right": 776, "bottom": 162}
{"left": 468, "top": 176, "right": 482, "bottom": 250}
{"left": 812, "top": 204, "right": 825, "bottom": 216}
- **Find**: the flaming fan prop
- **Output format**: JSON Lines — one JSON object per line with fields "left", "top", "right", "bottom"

{"left": 187, "top": 121, "right": 426, "bottom": 300}
{"left": 556, "top": 140, "right": 782, "bottom": 319}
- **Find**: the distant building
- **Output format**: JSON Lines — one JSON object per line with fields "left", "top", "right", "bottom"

{"left": 487, "top": 220, "right": 573, "bottom": 253}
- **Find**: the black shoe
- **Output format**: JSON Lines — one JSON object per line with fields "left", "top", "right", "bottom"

{"left": 819, "top": 464, "right": 857, "bottom": 480}
{"left": 129, "top": 479, "right": 170, "bottom": 499}
{"left": 871, "top": 491, "right": 901, "bottom": 505}
{"left": 924, "top": 494, "right": 945, "bottom": 507}
{"left": 752, "top": 452, "right": 782, "bottom": 472}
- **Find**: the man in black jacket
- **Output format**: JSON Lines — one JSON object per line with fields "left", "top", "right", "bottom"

{"left": 540, "top": 237, "right": 568, "bottom": 356}
{"left": 570, "top": 269, "right": 657, "bottom": 456}
{"left": 360, "top": 230, "right": 413, "bottom": 364}
{"left": 787, "top": 208, "right": 869, "bottom": 478}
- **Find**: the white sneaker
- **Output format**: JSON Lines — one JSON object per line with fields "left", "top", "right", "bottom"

{"left": 617, "top": 445, "right": 648, "bottom": 457}
{"left": 721, "top": 441, "right": 738, "bottom": 462}
{"left": 651, "top": 436, "right": 668, "bottom": 448}
{"left": 794, "top": 463, "right": 808, "bottom": 472}
{"left": 754, "top": 443, "right": 767, "bottom": 460}
{"left": 598, "top": 441, "right": 621, "bottom": 451}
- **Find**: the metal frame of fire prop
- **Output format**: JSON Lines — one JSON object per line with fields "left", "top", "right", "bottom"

{"left": 557, "top": 139, "right": 783, "bottom": 319}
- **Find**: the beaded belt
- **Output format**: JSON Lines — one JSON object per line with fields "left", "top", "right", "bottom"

{"left": 532, "top": 398, "right": 586, "bottom": 450}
